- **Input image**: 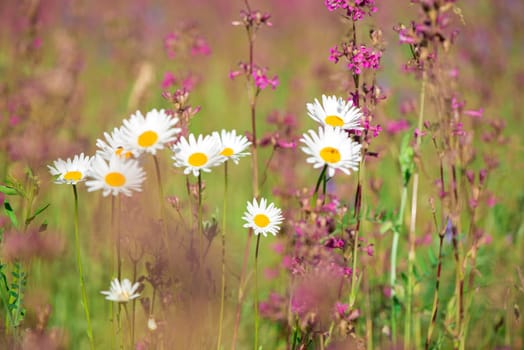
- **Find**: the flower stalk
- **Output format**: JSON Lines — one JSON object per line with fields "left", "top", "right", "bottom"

{"left": 72, "top": 184, "right": 95, "bottom": 350}
{"left": 253, "top": 234, "right": 261, "bottom": 350}
{"left": 406, "top": 71, "right": 427, "bottom": 349}
{"left": 217, "top": 162, "right": 228, "bottom": 350}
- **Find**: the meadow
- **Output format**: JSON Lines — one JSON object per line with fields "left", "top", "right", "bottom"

{"left": 0, "top": 0, "right": 523, "bottom": 349}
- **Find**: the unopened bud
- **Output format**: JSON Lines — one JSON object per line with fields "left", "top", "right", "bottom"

{"left": 148, "top": 316, "right": 158, "bottom": 331}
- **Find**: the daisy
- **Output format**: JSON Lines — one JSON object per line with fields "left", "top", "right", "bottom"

{"left": 212, "top": 129, "right": 251, "bottom": 164}
{"left": 300, "top": 126, "right": 362, "bottom": 177}
{"left": 48, "top": 153, "right": 92, "bottom": 185}
{"left": 171, "top": 133, "right": 225, "bottom": 176}
{"left": 101, "top": 278, "right": 140, "bottom": 303}
{"left": 121, "top": 109, "right": 181, "bottom": 155}
{"left": 242, "top": 198, "right": 284, "bottom": 237}
{"left": 306, "top": 94, "right": 363, "bottom": 130}
{"left": 96, "top": 127, "right": 137, "bottom": 161}
{"left": 85, "top": 155, "right": 146, "bottom": 197}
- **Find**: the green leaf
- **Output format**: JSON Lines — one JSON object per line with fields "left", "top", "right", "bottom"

{"left": 428, "top": 246, "right": 438, "bottom": 266}
{"left": 393, "top": 295, "right": 402, "bottom": 314}
{"left": 400, "top": 272, "right": 408, "bottom": 285}
{"left": 380, "top": 221, "right": 393, "bottom": 234}
{"left": 0, "top": 185, "right": 18, "bottom": 196}
{"left": 3, "top": 201, "right": 18, "bottom": 228}
{"left": 25, "top": 203, "right": 50, "bottom": 226}
{"left": 413, "top": 264, "right": 422, "bottom": 281}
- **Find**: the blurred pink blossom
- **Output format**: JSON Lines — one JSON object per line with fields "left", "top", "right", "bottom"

{"left": 386, "top": 119, "right": 410, "bottom": 135}
{"left": 464, "top": 108, "right": 483, "bottom": 119}
{"left": 9, "top": 115, "right": 21, "bottom": 126}
{"left": 161, "top": 72, "right": 177, "bottom": 90}
{"left": 191, "top": 37, "right": 211, "bottom": 57}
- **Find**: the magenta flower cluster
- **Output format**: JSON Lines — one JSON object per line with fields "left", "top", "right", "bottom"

{"left": 229, "top": 63, "right": 279, "bottom": 90}
{"left": 324, "top": 0, "right": 377, "bottom": 21}
{"left": 232, "top": 9, "right": 272, "bottom": 28}
{"left": 253, "top": 67, "right": 279, "bottom": 90}
{"left": 330, "top": 43, "right": 382, "bottom": 75}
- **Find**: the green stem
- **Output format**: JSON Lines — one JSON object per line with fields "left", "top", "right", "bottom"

{"left": 217, "top": 162, "right": 228, "bottom": 350}
{"left": 254, "top": 234, "right": 261, "bottom": 350}
{"left": 390, "top": 185, "right": 408, "bottom": 344}
{"left": 132, "top": 261, "right": 137, "bottom": 349}
{"left": 116, "top": 196, "right": 121, "bottom": 281}
{"left": 322, "top": 172, "right": 329, "bottom": 205}
{"left": 311, "top": 165, "right": 328, "bottom": 209}
{"left": 426, "top": 234, "right": 444, "bottom": 349}
{"left": 291, "top": 325, "right": 298, "bottom": 350}
{"left": 231, "top": 230, "right": 253, "bottom": 350}
{"left": 198, "top": 173, "right": 203, "bottom": 264}
{"left": 348, "top": 226, "right": 360, "bottom": 308}
{"left": 153, "top": 155, "right": 170, "bottom": 255}
{"left": 349, "top": 160, "right": 365, "bottom": 308}
{"left": 72, "top": 185, "right": 95, "bottom": 350}
{"left": 406, "top": 71, "right": 427, "bottom": 350}
{"left": 0, "top": 276, "right": 16, "bottom": 334}
{"left": 123, "top": 304, "right": 132, "bottom": 349}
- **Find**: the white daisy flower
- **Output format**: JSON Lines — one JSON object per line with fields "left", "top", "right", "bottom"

{"left": 96, "top": 127, "right": 137, "bottom": 161}
{"left": 48, "top": 153, "right": 92, "bottom": 185}
{"left": 306, "top": 95, "right": 362, "bottom": 130}
{"left": 212, "top": 129, "right": 251, "bottom": 164}
{"left": 171, "top": 134, "right": 225, "bottom": 177}
{"left": 85, "top": 155, "right": 146, "bottom": 197}
{"left": 121, "top": 109, "right": 181, "bottom": 155}
{"left": 300, "top": 126, "right": 362, "bottom": 177}
{"left": 101, "top": 278, "right": 140, "bottom": 303}
{"left": 242, "top": 198, "right": 284, "bottom": 237}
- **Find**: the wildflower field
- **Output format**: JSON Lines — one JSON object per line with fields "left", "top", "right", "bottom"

{"left": 1, "top": 0, "right": 523, "bottom": 349}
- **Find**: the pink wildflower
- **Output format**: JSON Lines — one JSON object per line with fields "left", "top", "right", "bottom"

{"left": 253, "top": 68, "right": 279, "bottom": 90}
{"left": 335, "top": 302, "right": 349, "bottom": 317}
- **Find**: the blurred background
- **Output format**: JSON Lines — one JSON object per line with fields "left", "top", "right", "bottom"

{"left": 0, "top": 0, "right": 523, "bottom": 348}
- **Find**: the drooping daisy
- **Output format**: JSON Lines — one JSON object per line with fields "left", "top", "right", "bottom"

{"left": 85, "top": 155, "right": 146, "bottom": 197}
{"left": 96, "top": 127, "right": 137, "bottom": 161}
{"left": 48, "top": 153, "right": 92, "bottom": 185}
{"left": 121, "top": 109, "right": 181, "bottom": 155}
{"left": 101, "top": 278, "right": 140, "bottom": 303}
{"left": 212, "top": 129, "right": 251, "bottom": 164}
{"left": 242, "top": 198, "right": 284, "bottom": 237}
{"left": 300, "top": 126, "right": 362, "bottom": 177}
{"left": 171, "top": 133, "right": 225, "bottom": 176}
{"left": 306, "top": 95, "right": 363, "bottom": 130}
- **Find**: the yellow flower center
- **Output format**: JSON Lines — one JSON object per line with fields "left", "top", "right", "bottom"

{"left": 221, "top": 147, "right": 234, "bottom": 157}
{"left": 254, "top": 214, "right": 270, "bottom": 228}
{"left": 115, "top": 147, "right": 133, "bottom": 159}
{"left": 320, "top": 147, "right": 341, "bottom": 164}
{"left": 105, "top": 172, "right": 126, "bottom": 187}
{"left": 63, "top": 171, "right": 82, "bottom": 182}
{"left": 138, "top": 130, "right": 159, "bottom": 147}
{"left": 325, "top": 115, "right": 344, "bottom": 127}
{"left": 188, "top": 152, "right": 208, "bottom": 167}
